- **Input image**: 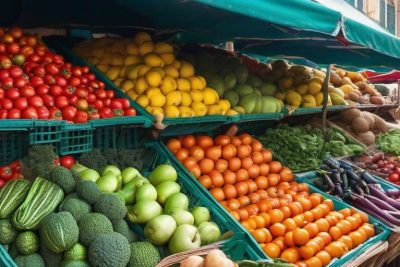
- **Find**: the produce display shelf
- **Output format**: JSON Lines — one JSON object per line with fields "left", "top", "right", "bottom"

{"left": 44, "top": 36, "right": 234, "bottom": 137}
{"left": 237, "top": 107, "right": 288, "bottom": 122}
{"left": 153, "top": 140, "right": 389, "bottom": 266}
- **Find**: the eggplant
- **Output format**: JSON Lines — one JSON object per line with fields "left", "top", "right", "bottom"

{"left": 340, "top": 160, "right": 353, "bottom": 170}
{"left": 362, "top": 171, "right": 377, "bottom": 184}
{"left": 331, "top": 170, "right": 342, "bottom": 184}
{"left": 350, "top": 181, "right": 364, "bottom": 195}
{"left": 322, "top": 173, "right": 335, "bottom": 193}
{"left": 386, "top": 189, "right": 400, "bottom": 198}
{"left": 359, "top": 179, "right": 370, "bottom": 195}
{"left": 369, "top": 185, "right": 400, "bottom": 209}
{"left": 334, "top": 183, "right": 344, "bottom": 197}
{"left": 346, "top": 170, "right": 360, "bottom": 182}
{"left": 364, "top": 194, "right": 398, "bottom": 212}
{"left": 324, "top": 157, "right": 340, "bottom": 169}
{"left": 320, "top": 164, "right": 332, "bottom": 172}
{"left": 341, "top": 172, "right": 349, "bottom": 190}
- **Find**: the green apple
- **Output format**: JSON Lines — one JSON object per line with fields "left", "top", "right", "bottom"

{"left": 102, "top": 165, "right": 121, "bottom": 176}
{"left": 80, "top": 169, "right": 100, "bottom": 182}
{"left": 96, "top": 173, "right": 119, "bottom": 192}
{"left": 149, "top": 164, "right": 177, "bottom": 185}
{"left": 168, "top": 208, "right": 194, "bottom": 225}
{"left": 192, "top": 207, "right": 210, "bottom": 226}
{"left": 71, "top": 163, "right": 88, "bottom": 174}
{"left": 156, "top": 181, "right": 181, "bottom": 205}
{"left": 168, "top": 224, "right": 201, "bottom": 254}
{"left": 197, "top": 222, "right": 221, "bottom": 245}
{"left": 121, "top": 167, "right": 141, "bottom": 185}
{"left": 126, "top": 200, "right": 162, "bottom": 224}
{"left": 164, "top": 193, "right": 189, "bottom": 214}
{"left": 135, "top": 184, "right": 157, "bottom": 202}
{"left": 144, "top": 215, "right": 177, "bottom": 245}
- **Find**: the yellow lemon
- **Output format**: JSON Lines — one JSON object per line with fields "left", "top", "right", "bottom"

{"left": 112, "top": 55, "right": 124, "bottom": 66}
{"left": 135, "top": 77, "right": 149, "bottom": 95}
{"left": 124, "top": 55, "right": 142, "bottom": 65}
{"left": 106, "top": 66, "right": 120, "bottom": 81}
{"left": 152, "top": 67, "right": 165, "bottom": 78}
{"left": 145, "top": 106, "right": 153, "bottom": 113}
{"left": 146, "top": 87, "right": 162, "bottom": 98}
{"left": 180, "top": 92, "right": 192, "bottom": 106}
{"left": 177, "top": 78, "right": 191, "bottom": 91}
{"left": 145, "top": 71, "right": 162, "bottom": 87}
{"left": 144, "top": 53, "right": 164, "bottom": 67}
{"left": 296, "top": 84, "right": 308, "bottom": 95}
{"left": 217, "top": 99, "right": 231, "bottom": 112}
{"left": 199, "top": 76, "right": 207, "bottom": 88}
{"left": 127, "top": 90, "right": 138, "bottom": 100}
{"left": 203, "top": 88, "right": 219, "bottom": 105}
{"left": 160, "top": 76, "right": 178, "bottom": 94}
{"left": 166, "top": 91, "right": 182, "bottom": 106}
{"left": 207, "top": 104, "right": 223, "bottom": 115}
{"left": 179, "top": 61, "right": 195, "bottom": 78}
{"left": 113, "top": 78, "right": 123, "bottom": 87}
{"left": 149, "top": 93, "right": 167, "bottom": 107}
{"left": 149, "top": 107, "right": 164, "bottom": 116}
{"left": 139, "top": 41, "right": 154, "bottom": 56}
{"left": 189, "top": 76, "right": 204, "bottom": 90}
{"left": 97, "top": 64, "right": 109, "bottom": 73}
{"left": 233, "top": 106, "right": 246, "bottom": 114}
{"left": 179, "top": 106, "right": 194, "bottom": 117}
{"left": 308, "top": 81, "right": 322, "bottom": 95}
{"left": 172, "top": 60, "right": 181, "bottom": 69}
{"left": 160, "top": 53, "right": 175, "bottom": 65}
{"left": 164, "top": 65, "right": 179, "bottom": 78}
{"left": 225, "top": 109, "right": 239, "bottom": 116}
{"left": 126, "top": 65, "right": 142, "bottom": 80}
{"left": 138, "top": 65, "right": 151, "bottom": 77}
{"left": 164, "top": 105, "right": 180, "bottom": 118}
{"left": 121, "top": 80, "right": 135, "bottom": 92}
{"left": 134, "top": 32, "right": 152, "bottom": 45}
{"left": 154, "top": 42, "right": 174, "bottom": 54}
{"left": 126, "top": 42, "right": 139, "bottom": 55}
{"left": 314, "top": 92, "right": 324, "bottom": 106}
{"left": 136, "top": 95, "right": 150, "bottom": 108}
{"left": 191, "top": 102, "right": 207, "bottom": 116}
{"left": 190, "top": 90, "right": 203, "bottom": 102}
{"left": 119, "top": 66, "right": 127, "bottom": 78}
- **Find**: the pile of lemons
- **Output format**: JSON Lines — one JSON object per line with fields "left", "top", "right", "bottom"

{"left": 74, "top": 32, "right": 236, "bottom": 117}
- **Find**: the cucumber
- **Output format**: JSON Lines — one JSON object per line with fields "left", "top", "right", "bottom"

{"left": 0, "top": 179, "right": 31, "bottom": 219}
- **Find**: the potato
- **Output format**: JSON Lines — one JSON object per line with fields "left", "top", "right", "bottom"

{"left": 352, "top": 116, "right": 369, "bottom": 133}
{"left": 361, "top": 112, "right": 375, "bottom": 129}
{"left": 339, "top": 108, "right": 361, "bottom": 125}
{"left": 358, "top": 131, "right": 376, "bottom": 146}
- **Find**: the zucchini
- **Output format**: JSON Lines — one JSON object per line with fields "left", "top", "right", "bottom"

{"left": 0, "top": 179, "right": 31, "bottom": 219}
{"left": 12, "top": 177, "right": 64, "bottom": 230}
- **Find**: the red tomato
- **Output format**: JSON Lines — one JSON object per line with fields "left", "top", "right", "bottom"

{"left": 13, "top": 76, "right": 28, "bottom": 88}
{"left": 87, "top": 73, "right": 95, "bottom": 81}
{"left": 0, "top": 69, "right": 9, "bottom": 80}
{"left": 55, "top": 76, "right": 67, "bottom": 87}
{"left": 69, "top": 95, "right": 79, "bottom": 106}
{"left": 103, "top": 98, "right": 111, "bottom": 107}
{"left": 69, "top": 76, "right": 81, "bottom": 87}
{"left": 88, "top": 109, "right": 100, "bottom": 120}
{"left": 36, "top": 106, "right": 49, "bottom": 119}
{"left": 0, "top": 88, "right": 4, "bottom": 99}
{"left": 0, "top": 166, "right": 12, "bottom": 180}
{"left": 110, "top": 99, "right": 123, "bottom": 109}
{"left": 42, "top": 95, "right": 54, "bottom": 108}
{"left": 14, "top": 97, "right": 28, "bottom": 110}
{"left": 49, "top": 107, "right": 62, "bottom": 120}
{"left": 74, "top": 110, "right": 88, "bottom": 123}
{"left": 62, "top": 106, "right": 77, "bottom": 121}
{"left": 27, "top": 54, "right": 41, "bottom": 63}
{"left": 76, "top": 99, "right": 88, "bottom": 111}
{"left": 53, "top": 158, "right": 60, "bottom": 166}
{"left": 100, "top": 107, "right": 113, "bottom": 118}
{"left": 63, "top": 86, "right": 76, "bottom": 97}
{"left": 22, "top": 107, "right": 38, "bottom": 119}
{"left": 119, "top": 98, "right": 130, "bottom": 109}
{"left": 0, "top": 110, "right": 7, "bottom": 118}
{"left": 0, "top": 179, "right": 5, "bottom": 188}
{"left": 37, "top": 84, "right": 50, "bottom": 96}
{"left": 389, "top": 173, "right": 400, "bottom": 182}
{"left": 29, "top": 75, "right": 44, "bottom": 87}
{"left": 106, "top": 90, "right": 115, "bottom": 98}
{"left": 8, "top": 65, "right": 23, "bottom": 78}
{"left": 81, "top": 66, "right": 89, "bottom": 74}
{"left": 60, "top": 155, "right": 75, "bottom": 169}
{"left": 11, "top": 173, "right": 23, "bottom": 179}
{"left": 33, "top": 66, "right": 46, "bottom": 77}
{"left": 124, "top": 107, "right": 136, "bottom": 116}
{"left": 44, "top": 74, "right": 56, "bottom": 85}
{"left": 50, "top": 85, "right": 63, "bottom": 96}
{"left": 7, "top": 108, "right": 21, "bottom": 119}
{"left": 55, "top": 96, "right": 69, "bottom": 109}
{"left": 1, "top": 98, "right": 13, "bottom": 109}
{"left": 21, "top": 85, "right": 35, "bottom": 97}
{"left": 10, "top": 160, "right": 21, "bottom": 171}
{"left": 29, "top": 96, "right": 44, "bottom": 107}
{"left": 45, "top": 63, "right": 59, "bottom": 75}
{"left": 71, "top": 66, "right": 82, "bottom": 76}
{"left": 94, "top": 100, "right": 104, "bottom": 110}
{"left": 76, "top": 88, "right": 88, "bottom": 98}
{"left": 112, "top": 108, "right": 124, "bottom": 117}
{"left": 87, "top": 93, "right": 96, "bottom": 103}
{"left": 1, "top": 77, "right": 13, "bottom": 88}
{"left": 7, "top": 43, "right": 20, "bottom": 55}
{"left": 80, "top": 77, "right": 88, "bottom": 85}
{"left": 5, "top": 88, "right": 20, "bottom": 100}
{"left": 95, "top": 89, "right": 107, "bottom": 99}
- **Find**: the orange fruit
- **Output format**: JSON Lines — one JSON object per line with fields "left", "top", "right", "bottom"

{"left": 293, "top": 214, "right": 305, "bottom": 228}
{"left": 262, "top": 228, "right": 273, "bottom": 243}
{"left": 293, "top": 228, "right": 310, "bottom": 246}
{"left": 315, "top": 218, "right": 330, "bottom": 232}
{"left": 246, "top": 217, "right": 257, "bottom": 229}
{"left": 198, "top": 158, "right": 214, "bottom": 174}
{"left": 329, "top": 226, "right": 342, "bottom": 240}
{"left": 289, "top": 202, "right": 304, "bottom": 216}
{"left": 298, "top": 198, "right": 312, "bottom": 211}
{"left": 253, "top": 215, "right": 266, "bottom": 229}
{"left": 315, "top": 251, "right": 332, "bottom": 266}
{"left": 279, "top": 206, "right": 292, "bottom": 220}
{"left": 338, "top": 208, "right": 352, "bottom": 218}
{"left": 346, "top": 216, "right": 361, "bottom": 231}
{"left": 283, "top": 218, "right": 298, "bottom": 232}
{"left": 312, "top": 236, "right": 326, "bottom": 251}
{"left": 269, "top": 223, "right": 286, "bottom": 237}
{"left": 305, "top": 256, "right": 323, "bottom": 267}
{"left": 349, "top": 230, "right": 366, "bottom": 247}
{"left": 227, "top": 198, "right": 240, "bottom": 210}
{"left": 251, "top": 229, "right": 267, "bottom": 243}
{"left": 284, "top": 231, "right": 296, "bottom": 247}
{"left": 354, "top": 211, "right": 369, "bottom": 224}
{"left": 237, "top": 209, "right": 249, "bottom": 221}
{"left": 259, "top": 213, "right": 271, "bottom": 228}
{"left": 360, "top": 223, "right": 375, "bottom": 238}
{"left": 303, "top": 211, "right": 314, "bottom": 224}
{"left": 322, "top": 199, "right": 334, "bottom": 211}
{"left": 304, "top": 223, "right": 319, "bottom": 238}
{"left": 330, "top": 211, "right": 345, "bottom": 220}
{"left": 280, "top": 247, "right": 300, "bottom": 263}
{"left": 268, "top": 209, "right": 284, "bottom": 224}
{"left": 299, "top": 245, "right": 316, "bottom": 260}
{"left": 272, "top": 236, "right": 286, "bottom": 251}
{"left": 309, "top": 193, "right": 323, "bottom": 207}
{"left": 269, "top": 161, "right": 282, "bottom": 173}
{"left": 263, "top": 243, "right": 281, "bottom": 258}
{"left": 338, "top": 235, "right": 353, "bottom": 250}
{"left": 196, "top": 135, "right": 213, "bottom": 149}
{"left": 317, "top": 232, "right": 332, "bottom": 246}
{"left": 325, "top": 214, "right": 339, "bottom": 227}
{"left": 167, "top": 138, "right": 181, "bottom": 153}
{"left": 336, "top": 220, "right": 352, "bottom": 235}
{"left": 182, "top": 135, "right": 196, "bottom": 148}
{"left": 317, "top": 204, "right": 330, "bottom": 217}
{"left": 210, "top": 188, "right": 225, "bottom": 201}
{"left": 324, "top": 241, "right": 347, "bottom": 258}
{"left": 311, "top": 208, "right": 323, "bottom": 220}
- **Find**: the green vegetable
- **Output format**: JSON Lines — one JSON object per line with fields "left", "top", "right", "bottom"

{"left": 21, "top": 145, "right": 58, "bottom": 180}
{"left": 236, "top": 259, "right": 294, "bottom": 267}
{"left": 59, "top": 193, "right": 80, "bottom": 210}
{"left": 40, "top": 212, "right": 79, "bottom": 253}
{"left": 0, "top": 179, "right": 31, "bottom": 219}
{"left": 64, "top": 243, "right": 87, "bottom": 261}
{"left": 94, "top": 193, "right": 127, "bottom": 221}
{"left": 48, "top": 166, "right": 77, "bottom": 193}
{"left": 12, "top": 177, "right": 64, "bottom": 230}
{"left": 76, "top": 180, "right": 101, "bottom": 205}
{"left": 62, "top": 260, "right": 90, "bottom": 267}
{"left": 60, "top": 198, "right": 92, "bottom": 222}
{"left": 88, "top": 232, "right": 131, "bottom": 267}
{"left": 112, "top": 219, "right": 138, "bottom": 243}
{"left": 78, "top": 213, "right": 113, "bottom": 246}
{"left": 40, "top": 238, "right": 63, "bottom": 267}
{"left": 14, "top": 253, "right": 45, "bottom": 267}
{"left": 377, "top": 130, "right": 400, "bottom": 156}
{"left": 0, "top": 219, "right": 17, "bottom": 244}
{"left": 15, "top": 231, "right": 39, "bottom": 255}
{"left": 128, "top": 241, "right": 161, "bottom": 267}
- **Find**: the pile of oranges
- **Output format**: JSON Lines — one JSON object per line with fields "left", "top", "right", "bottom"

{"left": 166, "top": 133, "right": 376, "bottom": 267}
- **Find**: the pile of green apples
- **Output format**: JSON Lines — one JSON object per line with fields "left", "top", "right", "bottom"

{"left": 73, "top": 163, "right": 222, "bottom": 254}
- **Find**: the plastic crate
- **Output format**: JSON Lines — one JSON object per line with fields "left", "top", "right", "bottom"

{"left": 0, "top": 245, "right": 15, "bottom": 267}
{"left": 58, "top": 123, "right": 94, "bottom": 155}
{"left": 28, "top": 120, "right": 64, "bottom": 144}
{"left": 154, "top": 141, "right": 390, "bottom": 266}
{"left": 0, "top": 131, "right": 28, "bottom": 166}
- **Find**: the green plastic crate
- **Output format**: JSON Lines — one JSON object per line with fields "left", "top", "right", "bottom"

{"left": 0, "top": 131, "right": 28, "bottom": 166}
{"left": 291, "top": 105, "right": 348, "bottom": 116}
{"left": 28, "top": 120, "right": 64, "bottom": 144}
{"left": 58, "top": 123, "right": 94, "bottom": 155}
{"left": 155, "top": 141, "right": 390, "bottom": 266}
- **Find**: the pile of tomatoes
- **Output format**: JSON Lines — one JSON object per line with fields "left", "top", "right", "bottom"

{"left": 167, "top": 133, "right": 376, "bottom": 267}
{"left": 0, "top": 160, "right": 22, "bottom": 188}
{"left": 0, "top": 27, "right": 136, "bottom": 123}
